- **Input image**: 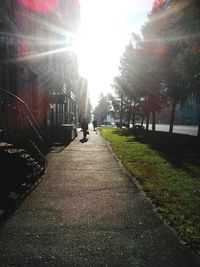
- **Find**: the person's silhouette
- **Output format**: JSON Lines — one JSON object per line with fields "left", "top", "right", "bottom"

{"left": 80, "top": 118, "right": 89, "bottom": 141}
{"left": 92, "top": 119, "right": 97, "bottom": 131}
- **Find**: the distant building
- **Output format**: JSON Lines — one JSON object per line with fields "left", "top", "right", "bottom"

{"left": 180, "top": 93, "right": 199, "bottom": 125}
{"left": 76, "top": 77, "right": 91, "bottom": 123}
{"left": 156, "top": 93, "right": 199, "bottom": 125}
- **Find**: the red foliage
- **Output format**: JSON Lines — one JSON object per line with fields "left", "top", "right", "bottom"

{"left": 17, "top": 0, "right": 59, "bottom": 13}
{"left": 153, "top": 0, "right": 165, "bottom": 10}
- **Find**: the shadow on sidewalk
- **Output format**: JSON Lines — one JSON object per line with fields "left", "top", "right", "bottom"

{"left": 79, "top": 138, "right": 88, "bottom": 143}
{"left": 0, "top": 149, "right": 43, "bottom": 228}
{"left": 49, "top": 143, "right": 69, "bottom": 153}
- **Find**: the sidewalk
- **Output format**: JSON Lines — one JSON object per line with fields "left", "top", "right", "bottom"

{"left": 0, "top": 128, "right": 199, "bottom": 267}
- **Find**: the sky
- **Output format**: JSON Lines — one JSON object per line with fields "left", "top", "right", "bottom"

{"left": 76, "top": 0, "right": 155, "bottom": 108}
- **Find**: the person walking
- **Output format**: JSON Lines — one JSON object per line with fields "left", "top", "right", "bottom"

{"left": 80, "top": 118, "right": 89, "bottom": 141}
{"left": 92, "top": 119, "right": 97, "bottom": 131}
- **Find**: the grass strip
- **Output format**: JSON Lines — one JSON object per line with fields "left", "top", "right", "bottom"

{"left": 100, "top": 127, "right": 200, "bottom": 253}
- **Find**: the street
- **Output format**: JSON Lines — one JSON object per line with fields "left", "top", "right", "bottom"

{"left": 146, "top": 124, "right": 198, "bottom": 136}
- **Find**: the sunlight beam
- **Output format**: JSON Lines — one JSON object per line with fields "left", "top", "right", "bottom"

{"left": 10, "top": 47, "right": 72, "bottom": 63}
{"left": 76, "top": 0, "right": 154, "bottom": 107}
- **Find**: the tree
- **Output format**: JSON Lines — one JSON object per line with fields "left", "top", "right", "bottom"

{"left": 142, "top": 0, "right": 189, "bottom": 133}
{"left": 93, "top": 93, "right": 111, "bottom": 125}
{"left": 170, "top": 0, "right": 200, "bottom": 135}
{"left": 112, "top": 0, "right": 200, "bottom": 135}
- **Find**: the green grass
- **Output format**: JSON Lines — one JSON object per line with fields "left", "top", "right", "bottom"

{"left": 100, "top": 127, "right": 200, "bottom": 253}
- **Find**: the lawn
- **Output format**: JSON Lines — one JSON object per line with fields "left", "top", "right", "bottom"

{"left": 100, "top": 127, "right": 200, "bottom": 254}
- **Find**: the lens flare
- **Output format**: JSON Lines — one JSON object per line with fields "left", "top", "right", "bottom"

{"left": 17, "top": 0, "right": 59, "bottom": 13}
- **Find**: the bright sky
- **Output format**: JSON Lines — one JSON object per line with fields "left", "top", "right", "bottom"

{"left": 76, "top": 0, "right": 154, "bottom": 108}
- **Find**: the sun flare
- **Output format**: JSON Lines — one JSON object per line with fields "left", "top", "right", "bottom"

{"left": 75, "top": 0, "right": 154, "bottom": 107}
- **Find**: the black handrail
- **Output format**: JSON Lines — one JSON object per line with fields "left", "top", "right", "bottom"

{"left": 0, "top": 88, "right": 48, "bottom": 168}
{"left": 0, "top": 88, "right": 43, "bottom": 137}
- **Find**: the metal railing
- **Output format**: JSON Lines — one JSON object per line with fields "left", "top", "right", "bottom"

{"left": 0, "top": 88, "right": 48, "bottom": 171}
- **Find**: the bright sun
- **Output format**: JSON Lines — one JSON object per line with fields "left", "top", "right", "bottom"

{"left": 75, "top": 0, "right": 154, "bottom": 107}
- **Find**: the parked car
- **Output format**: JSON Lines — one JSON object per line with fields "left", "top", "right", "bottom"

{"left": 103, "top": 121, "right": 111, "bottom": 125}
{"left": 115, "top": 121, "right": 129, "bottom": 128}
{"left": 132, "top": 124, "right": 145, "bottom": 129}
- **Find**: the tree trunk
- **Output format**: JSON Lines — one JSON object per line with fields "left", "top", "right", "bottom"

{"left": 127, "top": 99, "right": 132, "bottom": 129}
{"left": 132, "top": 114, "right": 135, "bottom": 127}
{"left": 197, "top": 103, "right": 200, "bottom": 137}
{"left": 141, "top": 116, "right": 144, "bottom": 127}
{"left": 146, "top": 113, "right": 150, "bottom": 130}
{"left": 152, "top": 110, "right": 156, "bottom": 132}
{"left": 132, "top": 104, "right": 135, "bottom": 126}
{"left": 169, "top": 100, "right": 177, "bottom": 133}
{"left": 120, "top": 95, "right": 123, "bottom": 128}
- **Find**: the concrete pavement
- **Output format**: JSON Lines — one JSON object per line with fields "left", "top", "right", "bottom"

{"left": 0, "top": 127, "right": 199, "bottom": 266}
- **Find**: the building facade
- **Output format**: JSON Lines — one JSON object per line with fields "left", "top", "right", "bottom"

{"left": 0, "top": 0, "right": 83, "bottom": 136}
